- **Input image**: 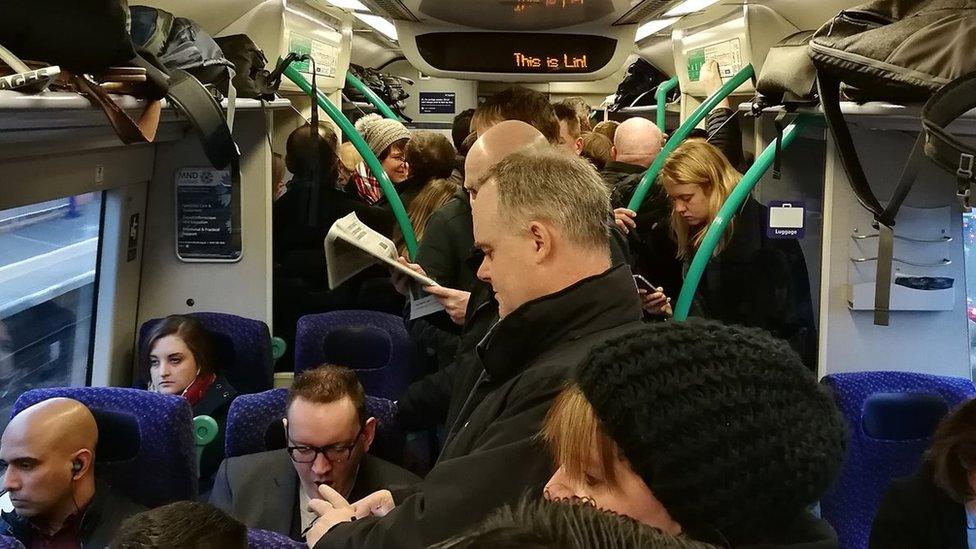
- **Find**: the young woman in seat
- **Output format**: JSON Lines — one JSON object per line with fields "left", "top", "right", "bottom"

{"left": 144, "top": 314, "right": 237, "bottom": 490}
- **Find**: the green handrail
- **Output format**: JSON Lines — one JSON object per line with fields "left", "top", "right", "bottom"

{"left": 284, "top": 65, "right": 419, "bottom": 259}
{"left": 627, "top": 64, "right": 755, "bottom": 211}
{"left": 345, "top": 72, "right": 401, "bottom": 121}
{"left": 656, "top": 76, "right": 679, "bottom": 131}
{"left": 673, "top": 114, "right": 814, "bottom": 321}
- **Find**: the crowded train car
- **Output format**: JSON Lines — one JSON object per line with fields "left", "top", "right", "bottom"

{"left": 1, "top": 0, "right": 974, "bottom": 547}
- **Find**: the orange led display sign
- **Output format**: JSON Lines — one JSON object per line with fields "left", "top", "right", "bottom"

{"left": 417, "top": 32, "right": 616, "bottom": 75}
{"left": 513, "top": 52, "right": 588, "bottom": 71}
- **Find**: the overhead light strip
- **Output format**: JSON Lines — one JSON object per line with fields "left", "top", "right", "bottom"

{"left": 324, "top": 0, "right": 370, "bottom": 11}
{"left": 635, "top": 18, "right": 679, "bottom": 41}
{"left": 664, "top": 0, "right": 720, "bottom": 17}
{"left": 354, "top": 12, "right": 398, "bottom": 41}
{"left": 285, "top": 6, "right": 340, "bottom": 32}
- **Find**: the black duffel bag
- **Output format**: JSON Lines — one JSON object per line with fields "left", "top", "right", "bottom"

{"left": 808, "top": 0, "right": 976, "bottom": 325}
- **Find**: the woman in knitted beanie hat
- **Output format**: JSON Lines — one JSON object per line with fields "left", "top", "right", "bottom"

{"left": 542, "top": 318, "right": 847, "bottom": 548}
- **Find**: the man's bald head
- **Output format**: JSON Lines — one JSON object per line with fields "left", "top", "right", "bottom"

{"left": 464, "top": 120, "right": 550, "bottom": 197}
{"left": 1, "top": 398, "right": 98, "bottom": 522}
{"left": 613, "top": 117, "right": 666, "bottom": 169}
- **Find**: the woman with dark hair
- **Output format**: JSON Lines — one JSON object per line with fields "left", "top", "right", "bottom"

{"left": 144, "top": 314, "right": 237, "bottom": 489}
{"left": 871, "top": 397, "right": 976, "bottom": 548}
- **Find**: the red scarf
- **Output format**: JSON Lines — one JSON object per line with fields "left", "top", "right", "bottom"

{"left": 181, "top": 373, "right": 216, "bottom": 407}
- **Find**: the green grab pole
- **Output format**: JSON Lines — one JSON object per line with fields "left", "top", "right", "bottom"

{"left": 656, "top": 76, "right": 679, "bottom": 131}
{"left": 283, "top": 64, "right": 419, "bottom": 259}
{"left": 345, "top": 72, "right": 401, "bottom": 121}
{"left": 627, "top": 64, "right": 755, "bottom": 212}
{"left": 672, "top": 114, "right": 814, "bottom": 322}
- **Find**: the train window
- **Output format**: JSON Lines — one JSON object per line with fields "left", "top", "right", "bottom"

{"left": 0, "top": 193, "right": 103, "bottom": 428}
{"left": 966, "top": 211, "right": 976, "bottom": 379}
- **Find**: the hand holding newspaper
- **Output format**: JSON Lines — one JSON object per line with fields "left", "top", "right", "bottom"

{"left": 325, "top": 212, "right": 437, "bottom": 290}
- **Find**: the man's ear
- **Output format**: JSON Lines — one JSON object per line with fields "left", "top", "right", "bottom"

{"left": 528, "top": 221, "right": 554, "bottom": 263}
{"left": 361, "top": 418, "right": 377, "bottom": 452}
{"left": 611, "top": 145, "right": 618, "bottom": 161}
{"left": 72, "top": 449, "right": 93, "bottom": 480}
{"left": 575, "top": 137, "right": 583, "bottom": 155}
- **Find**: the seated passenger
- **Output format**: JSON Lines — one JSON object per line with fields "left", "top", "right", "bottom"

{"left": 304, "top": 150, "right": 644, "bottom": 548}
{"left": 591, "top": 120, "right": 619, "bottom": 142}
{"left": 209, "top": 365, "right": 419, "bottom": 542}
{"left": 435, "top": 498, "right": 718, "bottom": 549}
{"left": 660, "top": 140, "right": 817, "bottom": 368}
{"left": 470, "top": 87, "right": 560, "bottom": 144}
{"left": 348, "top": 114, "right": 411, "bottom": 204}
{"left": 580, "top": 132, "right": 613, "bottom": 171}
{"left": 543, "top": 319, "right": 847, "bottom": 547}
{"left": 144, "top": 315, "right": 237, "bottom": 489}
{"left": 0, "top": 398, "right": 145, "bottom": 548}
{"left": 870, "top": 397, "right": 976, "bottom": 549}
{"left": 553, "top": 102, "right": 583, "bottom": 155}
{"left": 112, "top": 501, "right": 247, "bottom": 549}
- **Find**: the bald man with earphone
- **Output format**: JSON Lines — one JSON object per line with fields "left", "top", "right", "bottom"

{"left": 0, "top": 398, "right": 144, "bottom": 548}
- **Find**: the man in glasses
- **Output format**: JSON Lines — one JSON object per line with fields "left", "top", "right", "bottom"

{"left": 209, "top": 365, "right": 419, "bottom": 541}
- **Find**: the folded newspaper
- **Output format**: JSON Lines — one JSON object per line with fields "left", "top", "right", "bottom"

{"left": 325, "top": 213, "right": 436, "bottom": 290}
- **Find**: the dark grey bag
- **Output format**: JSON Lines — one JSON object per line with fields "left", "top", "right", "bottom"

{"left": 754, "top": 30, "right": 818, "bottom": 108}
{"left": 809, "top": 0, "right": 976, "bottom": 325}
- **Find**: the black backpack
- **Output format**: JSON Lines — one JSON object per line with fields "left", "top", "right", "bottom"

{"left": 809, "top": 0, "right": 976, "bottom": 324}
{"left": 214, "top": 35, "right": 278, "bottom": 100}
{"left": 608, "top": 58, "right": 674, "bottom": 112}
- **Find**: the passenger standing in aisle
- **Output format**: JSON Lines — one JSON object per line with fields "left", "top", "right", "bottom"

{"left": 305, "top": 150, "right": 643, "bottom": 548}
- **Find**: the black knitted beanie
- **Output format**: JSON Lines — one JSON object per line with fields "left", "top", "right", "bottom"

{"left": 575, "top": 319, "right": 847, "bottom": 545}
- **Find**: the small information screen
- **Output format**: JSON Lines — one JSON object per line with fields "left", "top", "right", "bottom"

{"left": 416, "top": 32, "right": 616, "bottom": 74}
{"left": 175, "top": 167, "right": 242, "bottom": 262}
{"left": 419, "top": 92, "right": 456, "bottom": 114}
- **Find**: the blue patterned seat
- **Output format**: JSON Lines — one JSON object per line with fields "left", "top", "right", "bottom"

{"left": 246, "top": 528, "right": 305, "bottom": 548}
{"left": 224, "top": 388, "right": 403, "bottom": 463}
{"left": 12, "top": 387, "right": 197, "bottom": 507}
{"left": 137, "top": 312, "right": 274, "bottom": 394}
{"left": 820, "top": 371, "right": 976, "bottom": 549}
{"left": 294, "top": 311, "right": 413, "bottom": 401}
{"left": 0, "top": 535, "right": 24, "bottom": 549}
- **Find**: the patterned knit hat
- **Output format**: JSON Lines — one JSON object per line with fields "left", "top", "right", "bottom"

{"left": 575, "top": 319, "right": 847, "bottom": 545}
{"left": 355, "top": 113, "right": 410, "bottom": 159}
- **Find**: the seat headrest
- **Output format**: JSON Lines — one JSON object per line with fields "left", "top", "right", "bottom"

{"left": 321, "top": 326, "right": 391, "bottom": 370}
{"left": 862, "top": 392, "right": 949, "bottom": 440}
{"left": 91, "top": 408, "right": 141, "bottom": 462}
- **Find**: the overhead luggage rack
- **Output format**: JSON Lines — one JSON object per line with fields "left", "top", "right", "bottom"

{"left": 743, "top": 101, "right": 976, "bottom": 136}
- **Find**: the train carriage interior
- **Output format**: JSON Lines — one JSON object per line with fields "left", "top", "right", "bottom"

{"left": 2, "top": 0, "right": 976, "bottom": 547}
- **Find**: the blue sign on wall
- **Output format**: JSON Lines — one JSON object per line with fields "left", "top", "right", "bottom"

{"left": 767, "top": 201, "right": 806, "bottom": 240}
{"left": 419, "top": 92, "right": 456, "bottom": 114}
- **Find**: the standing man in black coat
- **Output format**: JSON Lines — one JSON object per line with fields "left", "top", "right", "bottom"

{"left": 305, "top": 150, "right": 644, "bottom": 548}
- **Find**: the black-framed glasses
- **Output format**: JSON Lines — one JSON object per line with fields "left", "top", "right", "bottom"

{"left": 286, "top": 427, "right": 363, "bottom": 464}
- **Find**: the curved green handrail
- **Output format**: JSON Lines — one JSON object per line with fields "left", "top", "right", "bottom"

{"left": 673, "top": 114, "right": 814, "bottom": 321}
{"left": 192, "top": 415, "right": 219, "bottom": 474}
{"left": 284, "top": 65, "right": 419, "bottom": 259}
{"left": 656, "top": 77, "right": 679, "bottom": 131}
{"left": 345, "top": 72, "right": 400, "bottom": 121}
{"left": 627, "top": 64, "right": 755, "bottom": 211}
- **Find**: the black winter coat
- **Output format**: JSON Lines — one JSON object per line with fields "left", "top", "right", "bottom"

{"left": 1, "top": 480, "right": 145, "bottom": 548}
{"left": 690, "top": 198, "right": 817, "bottom": 369}
{"left": 870, "top": 462, "right": 967, "bottom": 549}
{"left": 316, "top": 265, "right": 644, "bottom": 548}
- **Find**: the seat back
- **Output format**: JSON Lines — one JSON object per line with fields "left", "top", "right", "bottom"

{"left": 246, "top": 528, "right": 304, "bottom": 548}
{"left": 294, "top": 311, "right": 413, "bottom": 400}
{"left": 224, "top": 388, "right": 404, "bottom": 463}
{"left": 137, "top": 312, "right": 274, "bottom": 394}
{"left": 0, "top": 535, "right": 24, "bottom": 549}
{"left": 820, "top": 371, "right": 976, "bottom": 549}
{"left": 12, "top": 387, "right": 197, "bottom": 507}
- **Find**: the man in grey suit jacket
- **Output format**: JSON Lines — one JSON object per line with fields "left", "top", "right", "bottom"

{"left": 209, "top": 366, "right": 419, "bottom": 541}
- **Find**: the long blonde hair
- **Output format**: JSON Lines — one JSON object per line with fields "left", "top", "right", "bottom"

{"left": 659, "top": 140, "right": 742, "bottom": 260}
{"left": 394, "top": 176, "right": 461, "bottom": 256}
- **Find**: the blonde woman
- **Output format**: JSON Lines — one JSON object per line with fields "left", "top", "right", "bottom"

{"left": 659, "top": 140, "right": 817, "bottom": 368}
{"left": 394, "top": 176, "right": 460, "bottom": 257}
